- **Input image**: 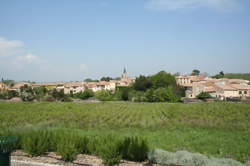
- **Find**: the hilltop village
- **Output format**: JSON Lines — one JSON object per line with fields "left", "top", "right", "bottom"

{"left": 1, "top": 69, "right": 250, "bottom": 101}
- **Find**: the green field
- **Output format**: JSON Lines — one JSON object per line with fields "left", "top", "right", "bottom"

{"left": 0, "top": 101, "right": 250, "bottom": 162}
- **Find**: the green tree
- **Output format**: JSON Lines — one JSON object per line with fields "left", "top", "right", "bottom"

{"left": 149, "top": 71, "right": 176, "bottom": 89}
{"left": 197, "top": 92, "right": 212, "bottom": 100}
{"left": 75, "top": 89, "right": 94, "bottom": 100}
{"left": 100, "top": 77, "right": 113, "bottom": 82}
{"left": 133, "top": 75, "right": 152, "bottom": 91}
{"left": 50, "top": 89, "right": 65, "bottom": 101}
{"left": 121, "top": 87, "right": 129, "bottom": 101}
{"left": 95, "top": 90, "right": 113, "bottom": 101}
{"left": 212, "top": 71, "right": 225, "bottom": 79}
{"left": 191, "top": 69, "right": 200, "bottom": 76}
{"left": 20, "top": 85, "right": 35, "bottom": 101}
{"left": 84, "top": 78, "right": 98, "bottom": 82}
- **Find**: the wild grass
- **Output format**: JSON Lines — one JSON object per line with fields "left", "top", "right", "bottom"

{"left": 0, "top": 101, "right": 250, "bottom": 162}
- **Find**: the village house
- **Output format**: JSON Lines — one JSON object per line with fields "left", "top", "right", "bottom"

{"left": 177, "top": 75, "right": 250, "bottom": 100}
{"left": 64, "top": 82, "right": 85, "bottom": 94}
{"left": 9, "top": 82, "right": 32, "bottom": 92}
{"left": 0, "top": 82, "right": 8, "bottom": 90}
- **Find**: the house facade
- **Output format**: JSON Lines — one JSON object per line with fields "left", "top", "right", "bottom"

{"left": 177, "top": 76, "right": 250, "bottom": 100}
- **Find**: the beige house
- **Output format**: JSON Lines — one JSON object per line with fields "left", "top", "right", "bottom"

{"left": 64, "top": 82, "right": 85, "bottom": 94}
{"left": 85, "top": 81, "right": 116, "bottom": 92}
{"left": 0, "top": 82, "right": 7, "bottom": 90}
{"left": 10, "top": 82, "right": 32, "bottom": 92}
{"left": 229, "top": 84, "right": 250, "bottom": 97}
{"left": 176, "top": 75, "right": 206, "bottom": 87}
{"left": 177, "top": 75, "right": 250, "bottom": 100}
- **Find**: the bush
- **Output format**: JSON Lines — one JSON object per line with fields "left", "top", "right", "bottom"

{"left": 56, "top": 131, "right": 89, "bottom": 161}
{"left": 99, "top": 142, "right": 121, "bottom": 166}
{"left": 0, "top": 90, "right": 18, "bottom": 100}
{"left": 20, "top": 92, "right": 35, "bottom": 101}
{"left": 197, "top": 92, "right": 212, "bottom": 100}
{"left": 145, "top": 88, "right": 179, "bottom": 102}
{"left": 148, "top": 149, "right": 245, "bottom": 166}
{"left": 129, "top": 90, "right": 147, "bottom": 102}
{"left": 62, "top": 96, "right": 73, "bottom": 102}
{"left": 43, "top": 95, "right": 56, "bottom": 102}
{"left": 119, "top": 137, "right": 148, "bottom": 162}
{"left": 57, "top": 140, "right": 78, "bottom": 161}
{"left": 50, "top": 89, "right": 65, "bottom": 101}
{"left": 21, "top": 130, "right": 52, "bottom": 156}
{"left": 95, "top": 90, "right": 113, "bottom": 101}
{"left": 74, "top": 89, "right": 94, "bottom": 100}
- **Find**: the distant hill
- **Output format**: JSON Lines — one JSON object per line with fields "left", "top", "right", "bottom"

{"left": 224, "top": 73, "right": 250, "bottom": 81}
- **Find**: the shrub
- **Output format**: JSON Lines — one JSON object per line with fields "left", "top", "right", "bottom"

{"left": 99, "top": 142, "right": 121, "bottom": 166}
{"left": 148, "top": 149, "right": 245, "bottom": 166}
{"left": 57, "top": 140, "right": 78, "bottom": 161}
{"left": 21, "top": 130, "right": 52, "bottom": 156}
{"left": 129, "top": 90, "right": 147, "bottom": 102}
{"left": 62, "top": 96, "right": 73, "bottom": 102}
{"left": 56, "top": 131, "right": 89, "bottom": 161}
{"left": 50, "top": 89, "right": 65, "bottom": 101}
{"left": 95, "top": 90, "right": 113, "bottom": 101}
{"left": 119, "top": 137, "right": 149, "bottom": 162}
{"left": 74, "top": 89, "right": 94, "bottom": 100}
{"left": 145, "top": 88, "right": 179, "bottom": 102}
{"left": 197, "top": 92, "right": 212, "bottom": 100}
{"left": 0, "top": 90, "right": 19, "bottom": 100}
{"left": 20, "top": 92, "right": 35, "bottom": 101}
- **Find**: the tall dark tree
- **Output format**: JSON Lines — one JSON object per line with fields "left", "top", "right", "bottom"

{"left": 212, "top": 71, "right": 225, "bottom": 79}
{"left": 191, "top": 69, "right": 200, "bottom": 76}
{"left": 100, "top": 77, "right": 113, "bottom": 82}
{"left": 133, "top": 75, "right": 153, "bottom": 91}
{"left": 149, "top": 71, "right": 176, "bottom": 89}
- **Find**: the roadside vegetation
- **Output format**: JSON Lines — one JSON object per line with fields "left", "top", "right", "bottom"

{"left": 0, "top": 101, "right": 250, "bottom": 164}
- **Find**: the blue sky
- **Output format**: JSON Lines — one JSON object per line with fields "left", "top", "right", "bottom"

{"left": 0, "top": 0, "right": 250, "bottom": 82}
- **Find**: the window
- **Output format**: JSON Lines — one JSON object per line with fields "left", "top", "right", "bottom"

{"left": 244, "top": 91, "right": 247, "bottom": 94}
{"left": 239, "top": 91, "right": 242, "bottom": 94}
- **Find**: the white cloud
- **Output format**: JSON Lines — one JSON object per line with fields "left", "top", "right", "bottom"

{"left": 0, "top": 37, "right": 42, "bottom": 72}
{"left": 145, "top": 0, "right": 240, "bottom": 11}
{"left": 15, "top": 54, "right": 39, "bottom": 64}
{"left": 0, "top": 37, "right": 24, "bottom": 57}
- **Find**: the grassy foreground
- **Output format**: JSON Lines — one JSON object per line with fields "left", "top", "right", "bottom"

{"left": 0, "top": 101, "right": 250, "bottom": 162}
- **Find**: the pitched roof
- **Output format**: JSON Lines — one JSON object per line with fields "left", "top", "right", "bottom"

{"left": 214, "top": 84, "right": 237, "bottom": 91}
{"left": 229, "top": 84, "right": 250, "bottom": 90}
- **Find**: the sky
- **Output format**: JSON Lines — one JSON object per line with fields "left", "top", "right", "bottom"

{"left": 0, "top": 0, "right": 250, "bottom": 82}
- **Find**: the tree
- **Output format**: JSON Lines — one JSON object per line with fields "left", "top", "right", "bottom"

{"left": 121, "top": 87, "right": 129, "bottom": 101}
{"left": 50, "top": 89, "right": 65, "bottom": 101}
{"left": 100, "top": 77, "right": 113, "bottom": 82}
{"left": 75, "top": 89, "right": 94, "bottom": 100}
{"left": 149, "top": 71, "right": 176, "bottom": 89}
{"left": 84, "top": 78, "right": 98, "bottom": 82}
{"left": 197, "top": 92, "right": 212, "bottom": 100}
{"left": 95, "top": 90, "right": 113, "bottom": 101}
{"left": 191, "top": 69, "right": 200, "bottom": 76}
{"left": 133, "top": 75, "right": 152, "bottom": 91}
{"left": 212, "top": 71, "right": 224, "bottom": 79}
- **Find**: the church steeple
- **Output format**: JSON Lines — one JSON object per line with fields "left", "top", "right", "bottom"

{"left": 123, "top": 67, "right": 127, "bottom": 74}
{"left": 122, "top": 68, "right": 128, "bottom": 80}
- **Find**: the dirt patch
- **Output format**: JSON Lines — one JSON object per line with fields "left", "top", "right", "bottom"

{"left": 11, "top": 150, "right": 160, "bottom": 166}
